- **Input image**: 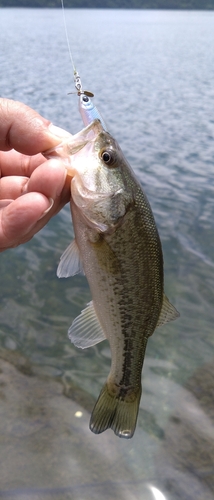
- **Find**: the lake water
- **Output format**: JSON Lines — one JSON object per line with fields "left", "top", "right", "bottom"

{"left": 0, "top": 7, "right": 214, "bottom": 500}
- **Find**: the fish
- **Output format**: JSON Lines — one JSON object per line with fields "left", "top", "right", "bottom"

{"left": 45, "top": 118, "right": 179, "bottom": 439}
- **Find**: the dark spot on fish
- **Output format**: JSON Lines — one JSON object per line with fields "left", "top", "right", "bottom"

{"left": 87, "top": 230, "right": 103, "bottom": 245}
{"left": 118, "top": 386, "right": 130, "bottom": 400}
{"left": 169, "top": 416, "right": 181, "bottom": 425}
{"left": 119, "top": 337, "right": 134, "bottom": 388}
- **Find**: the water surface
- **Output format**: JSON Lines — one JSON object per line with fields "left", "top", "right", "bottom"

{"left": 0, "top": 8, "right": 214, "bottom": 500}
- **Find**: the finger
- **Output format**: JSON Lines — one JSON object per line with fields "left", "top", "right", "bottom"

{"left": 0, "top": 192, "right": 52, "bottom": 250}
{"left": 0, "top": 176, "right": 28, "bottom": 200}
{"left": 0, "top": 98, "right": 72, "bottom": 155}
{"left": 24, "top": 159, "right": 69, "bottom": 200}
{"left": 0, "top": 150, "right": 46, "bottom": 178}
{"left": 0, "top": 200, "right": 13, "bottom": 209}
{"left": 0, "top": 159, "right": 70, "bottom": 201}
{"left": 0, "top": 170, "right": 71, "bottom": 250}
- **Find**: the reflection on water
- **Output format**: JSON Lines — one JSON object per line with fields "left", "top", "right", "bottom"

{"left": 0, "top": 7, "right": 214, "bottom": 500}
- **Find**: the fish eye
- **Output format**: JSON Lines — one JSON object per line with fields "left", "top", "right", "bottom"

{"left": 101, "top": 150, "right": 116, "bottom": 167}
{"left": 102, "top": 151, "right": 111, "bottom": 162}
{"left": 82, "top": 95, "right": 89, "bottom": 102}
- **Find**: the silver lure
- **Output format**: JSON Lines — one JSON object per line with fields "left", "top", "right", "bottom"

{"left": 73, "top": 69, "right": 107, "bottom": 130}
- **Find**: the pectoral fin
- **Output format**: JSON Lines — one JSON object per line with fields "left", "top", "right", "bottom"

{"left": 57, "top": 240, "right": 84, "bottom": 278}
{"left": 68, "top": 301, "right": 106, "bottom": 349}
{"left": 156, "top": 294, "right": 180, "bottom": 327}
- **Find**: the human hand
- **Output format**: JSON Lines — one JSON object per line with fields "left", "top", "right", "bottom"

{"left": 0, "top": 98, "right": 72, "bottom": 251}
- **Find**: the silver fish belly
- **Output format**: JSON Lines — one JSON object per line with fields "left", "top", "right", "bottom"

{"left": 47, "top": 120, "right": 179, "bottom": 439}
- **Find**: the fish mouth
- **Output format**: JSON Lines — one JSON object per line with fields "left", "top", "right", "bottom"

{"left": 43, "top": 119, "right": 104, "bottom": 162}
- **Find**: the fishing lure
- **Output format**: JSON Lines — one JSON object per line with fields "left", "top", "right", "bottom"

{"left": 73, "top": 70, "right": 107, "bottom": 130}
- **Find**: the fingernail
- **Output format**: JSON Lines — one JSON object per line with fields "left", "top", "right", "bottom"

{"left": 0, "top": 199, "right": 13, "bottom": 209}
{"left": 48, "top": 124, "right": 72, "bottom": 139}
{"left": 38, "top": 197, "right": 54, "bottom": 220}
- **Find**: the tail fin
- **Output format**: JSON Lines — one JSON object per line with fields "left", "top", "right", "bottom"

{"left": 89, "top": 383, "right": 141, "bottom": 439}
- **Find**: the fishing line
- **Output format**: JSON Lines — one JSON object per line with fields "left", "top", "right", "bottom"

{"left": 61, "top": 0, "right": 76, "bottom": 74}
{"left": 60, "top": 1, "right": 105, "bottom": 126}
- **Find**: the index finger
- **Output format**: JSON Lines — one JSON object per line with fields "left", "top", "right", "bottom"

{"left": 0, "top": 98, "right": 71, "bottom": 155}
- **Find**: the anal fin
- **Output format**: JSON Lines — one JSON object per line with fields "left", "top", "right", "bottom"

{"left": 68, "top": 301, "right": 106, "bottom": 349}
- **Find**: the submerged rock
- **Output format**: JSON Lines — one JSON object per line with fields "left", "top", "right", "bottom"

{"left": 156, "top": 360, "right": 214, "bottom": 500}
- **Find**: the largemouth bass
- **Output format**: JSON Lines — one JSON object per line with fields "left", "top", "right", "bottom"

{"left": 46, "top": 119, "right": 179, "bottom": 439}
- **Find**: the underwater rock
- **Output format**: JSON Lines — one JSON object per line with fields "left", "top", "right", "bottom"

{"left": 156, "top": 360, "right": 214, "bottom": 500}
